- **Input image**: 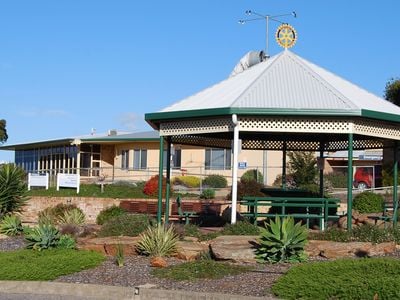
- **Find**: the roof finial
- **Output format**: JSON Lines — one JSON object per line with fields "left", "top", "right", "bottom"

{"left": 276, "top": 24, "right": 297, "bottom": 50}
{"left": 238, "top": 11, "right": 296, "bottom": 58}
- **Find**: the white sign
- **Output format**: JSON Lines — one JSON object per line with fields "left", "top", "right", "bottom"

{"left": 57, "top": 173, "right": 80, "bottom": 193}
{"left": 28, "top": 173, "right": 49, "bottom": 190}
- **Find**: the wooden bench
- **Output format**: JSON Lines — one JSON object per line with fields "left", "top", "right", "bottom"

{"left": 240, "top": 196, "right": 340, "bottom": 229}
{"left": 175, "top": 196, "right": 199, "bottom": 225}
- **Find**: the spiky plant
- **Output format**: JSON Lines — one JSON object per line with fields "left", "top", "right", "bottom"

{"left": 256, "top": 216, "right": 308, "bottom": 263}
{"left": 0, "top": 214, "right": 23, "bottom": 236}
{"left": 57, "top": 234, "right": 76, "bottom": 249}
{"left": 136, "top": 224, "right": 179, "bottom": 257}
{"left": 25, "top": 224, "right": 60, "bottom": 251}
{"left": 58, "top": 208, "right": 85, "bottom": 225}
{"left": 115, "top": 244, "right": 124, "bottom": 267}
{"left": 0, "top": 164, "right": 29, "bottom": 218}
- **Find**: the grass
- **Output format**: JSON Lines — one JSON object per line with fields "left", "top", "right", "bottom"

{"left": 272, "top": 257, "right": 400, "bottom": 299}
{"left": 152, "top": 260, "right": 251, "bottom": 281}
{"left": 0, "top": 249, "right": 105, "bottom": 280}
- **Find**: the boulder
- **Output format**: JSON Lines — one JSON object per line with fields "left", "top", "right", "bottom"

{"left": 150, "top": 256, "right": 167, "bottom": 268}
{"left": 209, "top": 235, "right": 259, "bottom": 263}
{"left": 175, "top": 241, "right": 209, "bottom": 261}
{"left": 77, "top": 236, "right": 140, "bottom": 256}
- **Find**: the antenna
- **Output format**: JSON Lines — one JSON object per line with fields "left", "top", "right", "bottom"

{"left": 238, "top": 10, "right": 296, "bottom": 58}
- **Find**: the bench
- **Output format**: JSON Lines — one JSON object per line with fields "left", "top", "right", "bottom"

{"left": 175, "top": 196, "right": 199, "bottom": 225}
{"left": 240, "top": 196, "right": 340, "bottom": 229}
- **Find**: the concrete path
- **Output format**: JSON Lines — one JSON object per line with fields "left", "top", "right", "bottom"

{"left": 0, "top": 281, "right": 274, "bottom": 300}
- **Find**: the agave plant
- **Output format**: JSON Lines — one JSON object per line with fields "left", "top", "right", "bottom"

{"left": 136, "top": 224, "right": 179, "bottom": 257}
{"left": 58, "top": 208, "right": 85, "bottom": 225}
{"left": 57, "top": 234, "right": 76, "bottom": 249}
{"left": 256, "top": 216, "right": 308, "bottom": 263}
{"left": 25, "top": 224, "right": 60, "bottom": 251}
{"left": 0, "top": 214, "right": 23, "bottom": 236}
{"left": 0, "top": 164, "right": 29, "bottom": 218}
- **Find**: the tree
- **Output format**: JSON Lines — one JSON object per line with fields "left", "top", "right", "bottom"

{"left": 287, "top": 151, "right": 317, "bottom": 186}
{"left": 0, "top": 119, "right": 8, "bottom": 143}
{"left": 384, "top": 78, "right": 400, "bottom": 106}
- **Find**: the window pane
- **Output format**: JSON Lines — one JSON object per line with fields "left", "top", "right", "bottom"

{"left": 173, "top": 149, "right": 181, "bottom": 169}
{"left": 212, "top": 149, "right": 224, "bottom": 170}
{"left": 141, "top": 150, "right": 147, "bottom": 169}
{"left": 225, "top": 150, "right": 232, "bottom": 170}
{"left": 205, "top": 149, "right": 211, "bottom": 170}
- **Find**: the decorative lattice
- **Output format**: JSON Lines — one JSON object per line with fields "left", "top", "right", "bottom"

{"left": 354, "top": 120, "right": 400, "bottom": 140}
{"left": 171, "top": 135, "right": 231, "bottom": 149}
{"left": 160, "top": 118, "right": 232, "bottom": 136}
{"left": 239, "top": 117, "right": 351, "bottom": 133}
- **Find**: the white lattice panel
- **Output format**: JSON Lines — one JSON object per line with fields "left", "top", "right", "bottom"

{"left": 239, "top": 117, "right": 351, "bottom": 134}
{"left": 354, "top": 120, "right": 400, "bottom": 140}
{"left": 160, "top": 118, "right": 232, "bottom": 136}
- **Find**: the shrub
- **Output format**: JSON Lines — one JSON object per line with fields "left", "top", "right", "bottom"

{"left": 115, "top": 244, "right": 124, "bottom": 267}
{"left": 173, "top": 176, "right": 201, "bottom": 188}
{"left": 57, "top": 234, "right": 76, "bottom": 249}
{"left": 0, "top": 215, "right": 23, "bottom": 236}
{"left": 0, "top": 164, "right": 29, "bottom": 218}
{"left": 58, "top": 208, "right": 85, "bottom": 225}
{"left": 221, "top": 221, "right": 260, "bottom": 236}
{"left": 325, "top": 172, "right": 348, "bottom": 188}
{"left": 136, "top": 224, "right": 179, "bottom": 257}
{"left": 272, "top": 258, "right": 400, "bottom": 299}
{"left": 288, "top": 151, "right": 318, "bottom": 186}
{"left": 96, "top": 205, "right": 127, "bottom": 225}
{"left": 202, "top": 175, "right": 227, "bottom": 188}
{"left": 98, "top": 214, "right": 154, "bottom": 237}
{"left": 353, "top": 192, "right": 384, "bottom": 213}
{"left": 25, "top": 224, "right": 60, "bottom": 251}
{"left": 182, "top": 224, "right": 201, "bottom": 238}
{"left": 38, "top": 204, "right": 84, "bottom": 225}
{"left": 256, "top": 216, "right": 308, "bottom": 263}
{"left": 228, "top": 178, "right": 264, "bottom": 200}
{"left": 200, "top": 188, "right": 215, "bottom": 199}
{"left": 143, "top": 175, "right": 171, "bottom": 197}
{"left": 241, "top": 169, "right": 264, "bottom": 183}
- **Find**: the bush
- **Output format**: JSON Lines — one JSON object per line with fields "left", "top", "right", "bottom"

{"left": 256, "top": 216, "right": 308, "bottom": 263}
{"left": 57, "top": 234, "right": 76, "bottom": 249}
{"left": 143, "top": 175, "right": 171, "bottom": 197}
{"left": 173, "top": 176, "right": 201, "bottom": 188}
{"left": 272, "top": 258, "right": 400, "bottom": 299}
{"left": 58, "top": 208, "right": 85, "bottom": 225}
{"left": 221, "top": 221, "right": 260, "bottom": 235}
{"left": 96, "top": 205, "right": 127, "bottom": 225}
{"left": 353, "top": 192, "right": 384, "bottom": 213}
{"left": 0, "top": 215, "right": 23, "bottom": 236}
{"left": 200, "top": 188, "right": 215, "bottom": 199}
{"left": 241, "top": 169, "right": 264, "bottom": 183}
{"left": 38, "top": 204, "right": 84, "bottom": 226}
{"left": 25, "top": 224, "right": 61, "bottom": 251}
{"left": 0, "top": 164, "right": 29, "bottom": 218}
{"left": 98, "top": 214, "right": 154, "bottom": 237}
{"left": 288, "top": 151, "right": 318, "bottom": 186}
{"left": 325, "top": 172, "right": 348, "bottom": 188}
{"left": 136, "top": 224, "right": 179, "bottom": 257}
{"left": 234, "top": 178, "right": 264, "bottom": 199}
{"left": 202, "top": 175, "right": 227, "bottom": 188}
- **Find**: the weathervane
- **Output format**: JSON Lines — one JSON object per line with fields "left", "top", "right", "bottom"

{"left": 239, "top": 10, "right": 297, "bottom": 58}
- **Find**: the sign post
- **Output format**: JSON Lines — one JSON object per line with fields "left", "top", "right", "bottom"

{"left": 57, "top": 173, "right": 80, "bottom": 194}
{"left": 28, "top": 173, "right": 49, "bottom": 190}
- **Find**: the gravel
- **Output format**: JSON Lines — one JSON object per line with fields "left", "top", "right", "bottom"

{"left": 0, "top": 236, "right": 289, "bottom": 298}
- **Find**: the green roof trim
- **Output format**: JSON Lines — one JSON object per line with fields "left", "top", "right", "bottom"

{"left": 80, "top": 137, "right": 159, "bottom": 142}
{"left": 361, "top": 109, "right": 400, "bottom": 123}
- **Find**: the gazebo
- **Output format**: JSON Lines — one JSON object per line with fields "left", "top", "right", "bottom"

{"left": 145, "top": 49, "right": 400, "bottom": 230}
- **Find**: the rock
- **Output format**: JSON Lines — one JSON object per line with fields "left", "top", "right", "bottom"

{"left": 209, "top": 235, "right": 258, "bottom": 263}
{"left": 150, "top": 256, "right": 167, "bottom": 268}
{"left": 77, "top": 236, "right": 140, "bottom": 256}
{"left": 0, "top": 234, "right": 8, "bottom": 240}
{"left": 175, "top": 241, "right": 209, "bottom": 261}
{"left": 305, "top": 240, "right": 396, "bottom": 259}
{"left": 181, "top": 236, "right": 199, "bottom": 243}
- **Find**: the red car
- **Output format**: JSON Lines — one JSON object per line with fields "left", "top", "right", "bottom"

{"left": 353, "top": 167, "right": 373, "bottom": 190}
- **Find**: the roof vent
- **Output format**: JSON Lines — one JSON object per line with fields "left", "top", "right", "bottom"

{"left": 108, "top": 129, "right": 117, "bottom": 136}
{"left": 230, "top": 50, "right": 266, "bottom": 77}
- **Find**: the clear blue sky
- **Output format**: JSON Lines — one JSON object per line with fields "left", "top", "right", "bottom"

{"left": 1, "top": 0, "right": 399, "bottom": 161}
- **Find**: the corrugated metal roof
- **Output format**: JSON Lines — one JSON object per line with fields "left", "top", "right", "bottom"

{"left": 159, "top": 50, "right": 400, "bottom": 116}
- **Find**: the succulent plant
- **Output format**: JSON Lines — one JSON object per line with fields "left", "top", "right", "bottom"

{"left": 0, "top": 214, "right": 23, "bottom": 236}
{"left": 25, "top": 224, "right": 60, "bottom": 251}
{"left": 136, "top": 224, "right": 179, "bottom": 257}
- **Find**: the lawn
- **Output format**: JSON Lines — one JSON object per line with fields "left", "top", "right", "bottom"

{"left": 0, "top": 249, "right": 105, "bottom": 280}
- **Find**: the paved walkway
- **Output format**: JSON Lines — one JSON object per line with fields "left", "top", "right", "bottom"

{"left": 0, "top": 281, "right": 274, "bottom": 300}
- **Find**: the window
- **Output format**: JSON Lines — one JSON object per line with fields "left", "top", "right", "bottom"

{"left": 133, "top": 149, "right": 147, "bottom": 170}
{"left": 163, "top": 149, "right": 182, "bottom": 169}
{"left": 121, "top": 150, "right": 129, "bottom": 169}
{"left": 205, "top": 148, "right": 231, "bottom": 170}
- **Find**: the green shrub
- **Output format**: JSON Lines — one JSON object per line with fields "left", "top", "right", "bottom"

{"left": 0, "top": 164, "right": 29, "bottom": 218}
{"left": 0, "top": 214, "right": 23, "bottom": 236}
{"left": 325, "top": 172, "right": 348, "bottom": 188}
{"left": 152, "top": 260, "right": 250, "bottom": 281}
{"left": 183, "top": 224, "right": 201, "bottom": 238}
{"left": 241, "top": 169, "right": 264, "bottom": 183}
{"left": 202, "top": 175, "right": 227, "bottom": 188}
{"left": 173, "top": 176, "right": 201, "bottom": 188}
{"left": 38, "top": 204, "right": 84, "bottom": 225}
{"left": 25, "top": 224, "right": 60, "bottom": 251}
{"left": 98, "top": 214, "right": 154, "bottom": 237}
{"left": 115, "top": 244, "right": 124, "bottom": 267}
{"left": 136, "top": 224, "right": 179, "bottom": 257}
{"left": 308, "top": 227, "right": 351, "bottom": 242}
{"left": 256, "top": 216, "right": 308, "bottom": 263}
{"left": 0, "top": 249, "right": 104, "bottom": 280}
{"left": 227, "top": 178, "right": 264, "bottom": 200}
{"left": 57, "top": 234, "right": 76, "bottom": 249}
{"left": 58, "top": 208, "right": 85, "bottom": 225}
{"left": 96, "top": 205, "right": 127, "bottom": 225}
{"left": 353, "top": 192, "right": 384, "bottom": 213}
{"left": 288, "top": 151, "right": 318, "bottom": 186}
{"left": 272, "top": 258, "right": 400, "bottom": 299}
{"left": 221, "top": 221, "right": 260, "bottom": 235}
{"left": 200, "top": 188, "right": 215, "bottom": 199}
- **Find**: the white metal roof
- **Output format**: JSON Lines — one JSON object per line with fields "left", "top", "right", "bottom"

{"left": 160, "top": 50, "right": 400, "bottom": 116}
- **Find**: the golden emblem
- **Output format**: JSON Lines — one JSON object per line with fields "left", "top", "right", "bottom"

{"left": 276, "top": 24, "right": 297, "bottom": 49}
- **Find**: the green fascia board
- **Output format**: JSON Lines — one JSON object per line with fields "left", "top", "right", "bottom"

{"left": 361, "top": 109, "right": 400, "bottom": 123}
{"left": 80, "top": 138, "right": 159, "bottom": 142}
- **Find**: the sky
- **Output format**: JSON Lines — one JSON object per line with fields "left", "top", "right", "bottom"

{"left": 1, "top": 0, "right": 400, "bottom": 161}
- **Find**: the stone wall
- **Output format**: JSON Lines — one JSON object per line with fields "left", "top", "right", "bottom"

{"left": 20, "top": 196, "right": 123, "bottom": 224}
